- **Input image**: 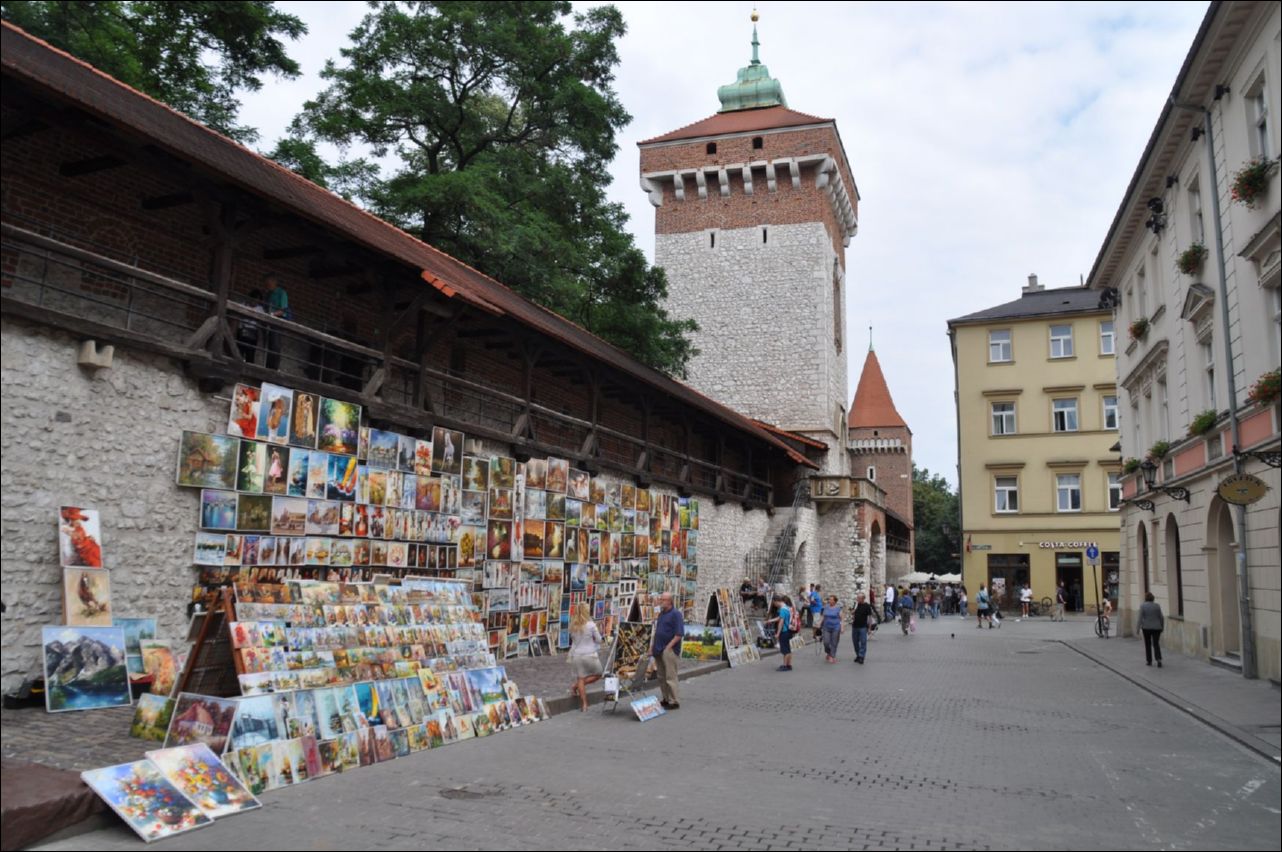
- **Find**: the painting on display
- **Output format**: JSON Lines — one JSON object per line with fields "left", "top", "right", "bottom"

{"left": 317, "top": 398, "right": 361, "bottom": 455}
{"left": 42, "top": 625, "right": 131, "bottom": 712}
{"left": 130, "top": 694, "right": 175, "bottom": 742}
{"left": 141, "top": 641, "right": 177, "bottom": 697}
{"left": 431, "top": 426, "right": 463, "bottom": 477}
{"left": 289, "top": 391, "right": 320, "bottom": 448}
{"left": 200, "top": 490, "right": 238, "bottom": 530}
{"left": 146, "top": 743, "right": 261, "bottom": 819}
{"left": 63, "top": 567, "right": 112, "bottom": 627}
{"left": 679, "top": 623, "right": 724, "bottom": 662}
{"left": 256, "top": 383, "right": 293, "bottom": 445}
{"left": 176, "top": 432, "right": 238, "bottom": 490}
{"left": 58, "top": 506, "right": 103, "bottom": 568}
{"left": 236, "top": 440, "right": 267, "bottom": 493}
{"left": 164, "top": 693, "right": 239, "bottom": 753}
{"left": 227, "top": 383, "right": 261, "bottom": 439}
{"left": 80, "top": 761, "right": 212, "bottom": 842}
{"left": 262, "top": 446, "right": 290, "bottom": 495}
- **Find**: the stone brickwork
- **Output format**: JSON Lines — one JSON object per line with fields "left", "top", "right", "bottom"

{"left": 1, "top": 316, "right": 224, "bottom": 692}
{"left": 690, "top": 501, "right": 771, "bottom": 609}
{"left": 657, "top": 222, "right": 845, "bottom": 442}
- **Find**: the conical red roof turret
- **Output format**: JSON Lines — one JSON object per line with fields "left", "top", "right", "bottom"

{"left": 848, "top": 349, "right": 909, "bottom": 430}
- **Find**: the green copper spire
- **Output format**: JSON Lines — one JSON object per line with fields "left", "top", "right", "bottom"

{"left": 717, "top": 11, "right": 787, "bottom": 113}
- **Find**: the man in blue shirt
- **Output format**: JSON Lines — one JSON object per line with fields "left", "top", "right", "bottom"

{"left": 897, "top": 587, "right": 915, "bottom": 635}
{"left": 651, "top": 592, "right": 684, "bottom": 709}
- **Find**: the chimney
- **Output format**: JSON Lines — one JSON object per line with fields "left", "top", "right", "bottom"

{"left": 1023, "top": 273, "right": 1043, "bottom": 294}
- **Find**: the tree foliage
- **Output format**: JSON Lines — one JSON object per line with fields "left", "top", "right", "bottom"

{"left": 913, "top": 466, "right": 959, "bottom": 575}
{"left": 0, "top": 0, "right": 306, "bottom": 143}
{"left": 274, "top": 1, "right": 697, "bottom": 376}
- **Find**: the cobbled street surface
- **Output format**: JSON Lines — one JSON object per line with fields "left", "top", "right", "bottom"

{"left": 39, "top": 618, "right": 1281, "bottom": 851}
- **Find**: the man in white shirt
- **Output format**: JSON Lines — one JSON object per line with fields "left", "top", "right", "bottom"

{"left": 1019, "top": 583, "right": 1033, "bottom": 620}
{"left": 884, "top": 584, "right": 896, "bottom": 622}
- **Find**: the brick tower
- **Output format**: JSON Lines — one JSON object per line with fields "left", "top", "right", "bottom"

{"left": 637, "top": 15, "right": 858, "bottom": 467}
{"left": 640, "top": 15, "right": 890, "bottom": 603}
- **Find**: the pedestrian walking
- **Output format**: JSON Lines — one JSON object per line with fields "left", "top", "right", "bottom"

{"left": 567, "top": 603, "right": 604, "bottom": 712}
{"left": 767, "top": 597, "right": 797, "bottom": 671}
{"left": 809, "top": 585, "right": 824, "bottom": 638}
{"left": 1139, "top": 592, "right": 1165, "bottom": 668}
{"left": 958, "top": 586, "right": 968, "bottom": 618}
{"left": 850, "top": 592, "right": 876, "bottom": 664}
{"left": 897, "top": 587, "right": 915, "bottom": 635}
{"left": 976, "top": 585, "right": 992, "bottom": 629}
{"left": 651, "top": 592, "right": 684, "bottom": 708}
{"left": 1019, "top": 583, "right": 1033, "bottom": 620}
{"left": 820, "top": 595, "right": 842, "bottom": 663}
{"left": 884, "top": 584, "right": 896, "bottom": 622}
{"left": 1054, "top": 582, "right": 1067, "bottom": 622}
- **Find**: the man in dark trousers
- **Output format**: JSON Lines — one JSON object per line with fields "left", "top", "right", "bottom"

{"left": 850, "top": 592, "right": 877, "bottom": 664}
{"left": 651, "top": 592, "right": 684, "bottom": 709}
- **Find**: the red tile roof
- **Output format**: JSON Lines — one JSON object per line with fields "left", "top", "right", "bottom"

{"left": 639, "top": 105, "right": 832, "bottom": 145}
{"left": 1, "top": 20, "right": 816, "bottom": 471}
{"left": 849, "top": 350, "right": 909, "bottom": 430}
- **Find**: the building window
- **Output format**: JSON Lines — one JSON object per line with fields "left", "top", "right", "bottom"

{"left": 989, "top": 329, "right": 1012, "bottom": 362}
{"left": 1156, "top": 378, "right": 1169, "bottom": 441}
{"left": 1270, "top": 286, "right": 1282, "bottom": 367}
{"left": 1099, "top": 320, "right": 1115, "bottom": 356}
{"left": 710, "top": 232, "right": 716, "bottom": 249}
{"left": 1187, "top": 180, "right": 1204, "bottom": 244}
{"left": 991, "top": 402, "right": 1016, "bottom": 435}
{"left": 1056, "top": 473, "right": 1082, "bottom": 512}
{"left": 1136, "top": 267, "right": 1148, "bottom": 321}
{"left": 1108, "top": 472, "right": 1122, "bottom": 511}
{"left": 833, "top": 263, "right": 842, "bottom": 352}
{"left": 1049, "top": 324, "right": 1074, "bottom": 358}
{"left": 1103, "top": 395, "right": 1119, "bottom": 430}
{"left": 867, "top": 466, "right": 876, "bottom": 481}
{"left": 1201, "top": 340, "right": 1216, "bottom": 410}
{"left": 762, "top": 227, "right": 768, "bottom": 244}
{"left": 1247, "top": 74, "right": 1272, "bottom": 159}
{"left": 706, "top": 142, "right": 717, "bottom": 155}
{"left": 995, "top": 476, "right": 1019, "bottom": 513}
{"left": 752, "top": 136, "right": 764, "bottom": 150}
{"left": 1052, "top": 399, "right": 1079, "bottom": 432}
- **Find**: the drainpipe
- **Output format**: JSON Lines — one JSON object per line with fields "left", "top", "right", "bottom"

{"left": 1171, "top": 94, "right": 1256, "bottom": 679}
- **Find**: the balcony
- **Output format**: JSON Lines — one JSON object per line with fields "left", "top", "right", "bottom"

{"left": 809, "top": 475, "right": 886, "bottom": 504}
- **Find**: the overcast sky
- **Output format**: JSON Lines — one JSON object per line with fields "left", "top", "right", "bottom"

{"left": 239, "top": 1, "right": 1210, "bottom": 487}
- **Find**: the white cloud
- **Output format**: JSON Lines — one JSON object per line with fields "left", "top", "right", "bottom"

{"left": 239, "top": 0, "right": 1210, "bottom": 487}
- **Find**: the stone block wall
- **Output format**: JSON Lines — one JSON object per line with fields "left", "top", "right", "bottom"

{"left": 1, "top": 316, "right": 224, "bottom": 692}
{"left": 657, "top": 222, "right": 843, "bottom": 437}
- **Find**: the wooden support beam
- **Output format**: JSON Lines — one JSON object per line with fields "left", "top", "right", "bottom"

{"left": 59, "top": 155, "right": 127, "bottom": 177}
{"left": 207, "top": 199, "right": 238, "bottom": 358}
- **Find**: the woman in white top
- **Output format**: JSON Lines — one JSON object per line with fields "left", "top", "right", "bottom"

{"left": 568, "top": 603, "right": 604, "bottom": 712}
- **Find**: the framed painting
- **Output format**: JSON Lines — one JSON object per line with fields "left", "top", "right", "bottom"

{"left": 130, "top": 694, "right": 174, "bottom": 742}
{"left": 42, "top": 625, "right": 131, "bottom": 712}
{"left": 63, "top": 567, "right": 112, "bottom": 627}
{"left": 146, "top": 743, "right": 261, "bottom": 819}
{"left": 80, "top": 761, "right": 212, "bottom": 842}
{"left": 289, "top": 391, "right": 319, "bottom": 448}
{"left": 58, "top": 506, "right": 103, "bottom": 568}
{"left": 227, "top": 383, "right": 260, "bottom": 439}
{"left": 317, "top": 397, "right": 361, "bottom": 455}
{"left": 256, "top": 383, "right": 293, "bottom": 446}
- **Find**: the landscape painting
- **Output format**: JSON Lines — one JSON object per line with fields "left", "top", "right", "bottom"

{"left": 42, "top": 625, "right": 131, "bottom": 712}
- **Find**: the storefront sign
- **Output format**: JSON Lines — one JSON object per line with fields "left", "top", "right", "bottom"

{"left": 970, "top": 544, "right": 992, "bottom": 551}
{"left": 1217, "top": 473, "right": 1269, "bottom": 506}
{"left": 1037, "top": 541, "right": 1098, "bottom": 549}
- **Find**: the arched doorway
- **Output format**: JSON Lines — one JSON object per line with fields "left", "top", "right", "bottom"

{"left": 1165, "top": 514, "right": 1183, "bottom": 616}
{"left": 1207, "top": 498, "right": 1240, "bottom": 657}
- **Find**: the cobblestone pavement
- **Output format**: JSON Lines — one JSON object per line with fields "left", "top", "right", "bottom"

{"left": 31, "top": 617, "right": 1282, "bottom": 850}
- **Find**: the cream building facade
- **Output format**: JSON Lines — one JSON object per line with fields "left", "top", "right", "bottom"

{"left": 950, "top": 278, "right": 1122, "bottom": 615}
{"left": 1086, "top": 1, "right": 1280, "bottom": 681}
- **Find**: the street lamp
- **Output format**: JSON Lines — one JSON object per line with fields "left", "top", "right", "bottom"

{"left": 1139, "top": 458, "right": 1190, "bottom": 504}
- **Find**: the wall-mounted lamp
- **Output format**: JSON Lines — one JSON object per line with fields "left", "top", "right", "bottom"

{"left": 1144, "top": 197, "right": 1167, "bottom": 235}
{"left": 1165, "top": 175, "right": 1179, "bottom": 189}
{"left": 1139, "top": 458, "right": 1190, "bottom": 505}
{"left": 1191, "top": 126, "right": 1204, "bottom": 142}
{"left": 1214, "top": 84, "right": 1230, "bottom": 101}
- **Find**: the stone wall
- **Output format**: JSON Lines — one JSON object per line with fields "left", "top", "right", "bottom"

{"left": 1, "top": 316, "right": 225, "bottom": 692}
{"left": 658, "top": 222, "right": 843, "bottom": 437}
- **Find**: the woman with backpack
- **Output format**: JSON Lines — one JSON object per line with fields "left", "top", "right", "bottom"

{"left": 976, "top": 585, "right": 992, "bottom": 629}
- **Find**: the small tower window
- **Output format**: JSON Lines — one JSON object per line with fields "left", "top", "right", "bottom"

{"left": 868, "top": 466, "right": 877, "bottom": 482}
{"left": 752, "top": 136, "right": 764, "bottom": 150}
{"left": 762, "top": 227, "right": 768, "bottom": 244}
{"left": 706, "top": 142, "right": 717, "bottom": 155}
{"left": 710, "top": 232, "right": 716, "bottom": 249}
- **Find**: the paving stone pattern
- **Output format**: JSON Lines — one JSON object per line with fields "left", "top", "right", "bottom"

{"left": 32, "top": 618, "right": 1281, "bottom": 851}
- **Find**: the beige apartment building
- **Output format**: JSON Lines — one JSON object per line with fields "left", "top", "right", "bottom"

{"left": 1087, "top": 1, "right": 1279, "bottom": 680}
{"left": 949, "top": 279, "right": 1122, "bottom": 615}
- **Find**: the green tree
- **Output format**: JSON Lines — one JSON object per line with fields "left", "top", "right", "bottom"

{"left": 913, "top": 466, "right": 959, "bottom": 576}
{"left": 274, "top": 1, "right": 697, "bottom": 375}
{"left": 0, "top": 1, "right": 306, "bottom": 143}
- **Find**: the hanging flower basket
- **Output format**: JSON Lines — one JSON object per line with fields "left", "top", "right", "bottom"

{"left": 1123, "top": 457, "right": 1142, "bottom": 475}
{"left": 1176, "top": 243, "right": 1207, "bottom": 276}
{"left": 1147, "top": 440, "right": 1171, "bottom": 461}
{"left": 1246, "top": 368, "right": 1280, "bottom": 405}
{"left": 1128, "top": 317, "right": 1150, "bottom": 341}
{"left": 1230, "top": 157, "right": 1277, "bottom": 209}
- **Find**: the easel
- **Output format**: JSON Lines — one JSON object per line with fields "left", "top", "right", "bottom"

{"left": 602, "top": 605, "right": 653, "bottom": 713}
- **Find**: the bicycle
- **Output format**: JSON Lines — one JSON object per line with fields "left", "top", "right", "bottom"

{"left": 1094, "top": 611, "right": 1110, "bottom": 638}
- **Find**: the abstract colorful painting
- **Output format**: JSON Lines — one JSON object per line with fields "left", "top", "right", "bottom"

{"left": 42, "top": 625, "right": 131, "bottom": 712}
{"left": 146, "top": 743, "right": 261, "bottom": 819}
{"left": 80, "top": 760, "right": 212, "bottom": 842}
{"left": 317, "top": 397, "right": 361, "bottom": 455}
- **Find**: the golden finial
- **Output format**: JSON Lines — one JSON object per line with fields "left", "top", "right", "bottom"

{"left": 752, "top": 9, "right": 760, "bottom": 23}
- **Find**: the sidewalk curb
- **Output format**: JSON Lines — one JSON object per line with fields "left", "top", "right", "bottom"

{"left": 544, "top": 656, "right": 746, "bottom": 716}
{"left": 1061, "top": 640, "right": 1281, "bottom": 765}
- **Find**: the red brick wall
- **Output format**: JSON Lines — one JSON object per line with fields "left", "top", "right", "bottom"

{"left": 640, "top": 125, "right": 858, "bottom": 263}
{"left": 849, "top": 424, "right": 914, "bottom": 528}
